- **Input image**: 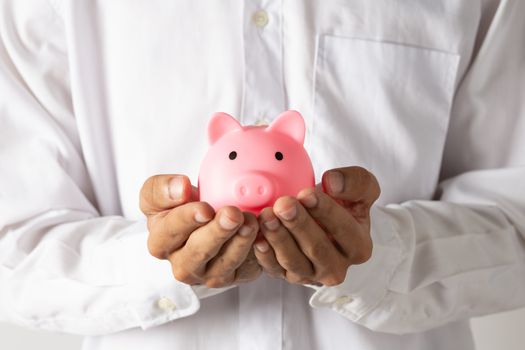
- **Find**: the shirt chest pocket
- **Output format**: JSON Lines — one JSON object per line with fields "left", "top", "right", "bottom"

{"left": 310, "top": 35, "right": 460, "bottom": 204}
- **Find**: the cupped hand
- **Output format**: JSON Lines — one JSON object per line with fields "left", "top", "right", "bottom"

{"left": 253, "top": 167, "right": 380, "bottom": 286}
{"left": 140, "top": 174, "right": 261, "bottom": 288}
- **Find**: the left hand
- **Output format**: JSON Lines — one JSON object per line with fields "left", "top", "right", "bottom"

{"left": 253, "top": 166, "right": 380, "bottom": 286}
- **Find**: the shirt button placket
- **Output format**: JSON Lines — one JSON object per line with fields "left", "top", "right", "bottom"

{"left": 241, "top": 0, "right": 285, "bottom": 126}
{"left": 239, "top": 3, "right": 284, "bottom": 348}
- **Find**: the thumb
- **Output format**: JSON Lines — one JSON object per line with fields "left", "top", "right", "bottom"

{"left": 139, "top": 174, "right": 196, "bottom": 216}
{"left": 321, "top": 166, "right": 381, "bottom": 205}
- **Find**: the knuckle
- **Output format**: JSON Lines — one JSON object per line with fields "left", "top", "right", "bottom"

{"left": 321, "top": 271, "right": 346, "bottom": 286}
{"left": 280, "top": 258, "right": 308, "bottom": 275}
{"left": 306, "top": 240, "right": 330, "bottom": 261}
{"left": 205, "top": 275, "right": 233, "bottom": 288}
{"left": 193, "top": 248, "right": 214, "bottom": 263}
{"left": 321, "top": 278, "right": 338, "bottom": 287}
{"left": 147, "top": 238, "right": 166, "bottom": 259}
{"left": 172, "top": 267, "right": 193, "bottom": 283}
{"left": 204, "top": 279, "right": 221, "bottom": 288}
{"left": 286, "top": 273, "right": 307, "bottom": 285}
{"left": 147, "top": 245, "right": 166, "bottom": 259}
{"left": 352, "top": 239, "right": 373, "bottom": 264}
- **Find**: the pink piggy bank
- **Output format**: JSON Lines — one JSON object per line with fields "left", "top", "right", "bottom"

{"left": 198, "top": 110, "right": 315, "bottom": 214}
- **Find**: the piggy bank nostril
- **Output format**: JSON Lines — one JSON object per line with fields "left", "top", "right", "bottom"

{"left": 240, "top": 185, "right": 247, "bottom": 196}
{"left": 257, "top": 186, "right": 266, "bottom": 195}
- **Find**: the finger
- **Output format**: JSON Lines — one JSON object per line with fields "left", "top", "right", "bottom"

{"left": 205, "top": 212, "right": 259, "bottom": 281}
{"left": 253, "top": 238, "right": 286, "bottom": 279}
{"left": 235, "top": 249, "right": 262, "bottom": 283}
{"left": 147, "top": 201, "right": 215, "bottom": 259}
{"left": 140, "top": 174, "right": 193, "bottom": 215}
{"left": 322, "top": 167, "right": 380, "bottom": 206}
{"left": 297, "top": 188, "right": 372, "bottom": 263}
{"left": 272, "top": 197, "right": 343, "bottom": 272}
{"left": 254, "top": 239, "right": 310, "bottom": 284}
{"left": 191, "top": 185, "right": 200, "bottom": 201}
{"left": 173, "top": 206, "right": 244, "bottom": 275}
{"left": 258, "top": 207, "right": 314, "bottom": 278}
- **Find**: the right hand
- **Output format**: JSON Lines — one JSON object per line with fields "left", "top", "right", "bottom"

{"left": 140, "top": 174, "right": 261, "bottom": 288}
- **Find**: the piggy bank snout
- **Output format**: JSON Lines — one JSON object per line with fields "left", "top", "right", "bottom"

{"left": 233, "top": 173, "right": 275, "bottom": 208}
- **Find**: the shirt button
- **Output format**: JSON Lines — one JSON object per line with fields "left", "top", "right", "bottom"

{"left": 252, "top": 10, "right": 269, "bottom": 28}
{"left": 335, "top": 295, "right": 354, "bottom": 306}
{"left": 157, "top": 297, "right": 177, "bottom": 311}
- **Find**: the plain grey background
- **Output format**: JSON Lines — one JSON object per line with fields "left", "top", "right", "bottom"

{"left": 1, "top": 307, "right": 525, "bottom": 350}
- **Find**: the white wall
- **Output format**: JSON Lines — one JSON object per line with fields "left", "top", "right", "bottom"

{"left": 2, "top": 308, "right": 525, "bottom": 349}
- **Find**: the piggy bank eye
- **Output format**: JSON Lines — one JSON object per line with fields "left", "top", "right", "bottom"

{"left": 229, "top": 151, "right": 237, "bottom": 160}
{"left": 275, "top": 151, "right": 284, "bottom": 161}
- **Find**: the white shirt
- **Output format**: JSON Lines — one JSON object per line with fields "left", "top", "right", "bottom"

{"left": 1, "top": 0, "right": 524, "bottom": 349}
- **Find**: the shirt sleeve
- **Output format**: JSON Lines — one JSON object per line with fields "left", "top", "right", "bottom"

{"left": 309, "top": 0, "right": 525, "bottom": 334}
{"left": 0, "top": 0, "right": 227, "bottom": 336}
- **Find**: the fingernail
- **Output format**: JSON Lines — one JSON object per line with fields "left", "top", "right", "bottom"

{"left": 220, "top": 214, "right": 241, "bottom": 230}
{"left": 327, "top": 171, "right": 344, "bottom": 194}
{"left": 300, "top": 193, "right": 318, "bottom": 208}
{"left": 255, "top": 241, "right": 269, "bottom": 252}
{"left": 264, "top": 218, "right": 280, "bottom": 231}
{"left": 238, "top": 225, "right": 253, "bottom": 237}
{"left": 194, "top": 211, "right": 212, "bottom": 223}
{"left": 277, "top": 204, "right": 297, "bottom": 221}
{"left": 168, "top": 176, "right": 183, "bottom": 200}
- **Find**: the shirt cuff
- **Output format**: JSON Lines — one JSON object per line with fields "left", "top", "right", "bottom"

{"left": 116, "top": 220, "right": 233, "bottom": 330}
{"left": 308, "top": 205, "right": 404, "bottom": 321}
{"left": 130, "top": 282, "right": 200, "bottom": 330}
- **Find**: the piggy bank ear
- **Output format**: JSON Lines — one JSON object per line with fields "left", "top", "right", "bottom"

{"left": 208, "top": 112, "right": 242, "bottom": 144}
{"left": 267, "top": 110, "right": 306, "bottom": 144}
